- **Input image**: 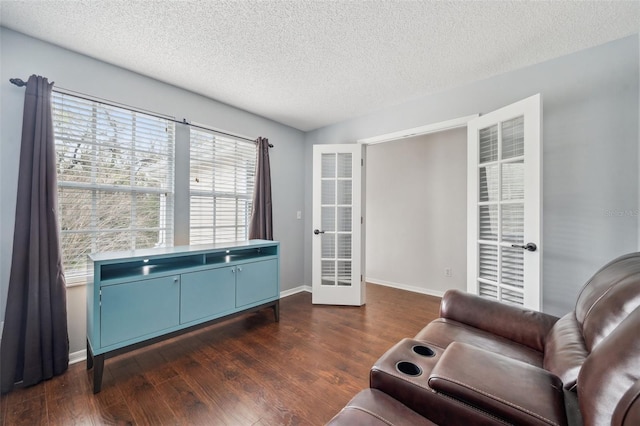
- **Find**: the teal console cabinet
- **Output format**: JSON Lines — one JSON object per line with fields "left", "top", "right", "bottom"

{"left": 86, "top": 240, "right": 279, "bottom": 393}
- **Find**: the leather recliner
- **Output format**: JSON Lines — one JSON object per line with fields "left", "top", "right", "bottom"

{"left": 328, "top": 252, "right": 640, "bottom": 425}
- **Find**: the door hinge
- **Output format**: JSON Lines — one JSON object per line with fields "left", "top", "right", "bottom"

{"left": 361, "top": 158, "right": 364, "bottom": 166}
{"left": 361, "top": 275, "right": 363, "bottom": 282}
{"left": 99, "top": 289, "right": 102, "bottom": 306}
{"left": 361, "top": 217, "right": 363, "bottom": 224}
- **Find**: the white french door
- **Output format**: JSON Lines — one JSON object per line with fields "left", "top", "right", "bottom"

{"left": 467, "top": 94, "right": 542, "bottom": 310}
{"left": 312, "top": 144, "right": 365, "bottom": 305}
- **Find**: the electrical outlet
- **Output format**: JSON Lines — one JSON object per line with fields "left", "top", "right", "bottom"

{"left": 296, "top": 211, "right": 302, "bottom": 220}
{"left": 444, "top": 267, "right": 452, "bottom": 277}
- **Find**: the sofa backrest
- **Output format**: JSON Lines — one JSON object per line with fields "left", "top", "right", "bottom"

{"left": 578, "top": 305, "right": 640, "bottom": 426}
{"left": 543, "top": 252, "right": 640, "bottom": 390}
{"left": 574, "top": 252, "right": 640, "bottom": 352}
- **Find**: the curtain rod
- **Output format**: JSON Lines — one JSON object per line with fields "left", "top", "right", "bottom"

{"left": 9, "top": 77, "right": 273, "bottom": 148}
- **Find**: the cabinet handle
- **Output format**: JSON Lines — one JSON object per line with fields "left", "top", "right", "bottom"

{"left": 231, "top": 268, "right": 236, "bottom": 273}
{"left": 237, "top": 266, "right": 242, "bottom": 272}
{"left": 173, "top": 276, "right": 179, "bottom": 283}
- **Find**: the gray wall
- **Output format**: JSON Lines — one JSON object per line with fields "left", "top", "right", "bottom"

{"left": 304, "top": 35, "right": 639, "bottom": 316}
{"left": 0, "top": 28, "right": 307, "bottom": 353}
{"left": 365, "top": 129, "right": 467, "bottom": 296}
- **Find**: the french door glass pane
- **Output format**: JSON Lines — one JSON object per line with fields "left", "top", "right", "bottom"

{"left": 322, "top": 234, "right": 335, "bottom": 258}
{"left": 321, "top": 260, "right": 335, "bottom": 286}
{"left": 479, "top": 205, "right": 498, "bottom": 241}
{"left": 501, "top": 287, "right": 524, "bottom": 305}
{"left": 337, "top": 261, "right": 351, "bottom": 285}
{"left": 337, "top": 234, "right": 352, "bottom": 258}
{"left": 501, "top": 247, "right": 524, "bottom": 288}
{"left": 479, "top": 124, "right": 498, "bottom": 163}
{"left": 320, "top": 152, "right": 353, "bottom": 287}
{"left": 502, "top": 116, "right": 524, "bottom": 159}
{"left": 479, "top": 282, "right": 498, "bottom": 298}
{"left": 479, "top": 165, "right": 499, "bottom": 202}
{"left": 502, "top": 203, "right": 524, "bottom": 243}
{"left": 479, "top": 244, "right": 498, "bottom": 282}
{"left": 337, "top": 207, "right": 352, "bottom": 232}
{"left": 337, "top": 180, "right": 352, "bottom": 204}
{"left": 337, "top": 153, "right": 352, "bottom": 178}
{"left": 322, "top": 180, "right": 335, "bottom": 204}
{"left": 502, "top": 160, "right": 524, "bottom": 200}
{"left": 321, "top": 207, "right": 335, "bottom": 231}
{"left": 322, "top": 153, "right": 336, "bottom": 178}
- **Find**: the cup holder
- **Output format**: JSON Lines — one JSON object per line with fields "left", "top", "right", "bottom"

{"left": 396, "top": 361, "right": 422, "bottom": 377}
{"left": 412, "top": 345, "right": 435, "bottom": 357}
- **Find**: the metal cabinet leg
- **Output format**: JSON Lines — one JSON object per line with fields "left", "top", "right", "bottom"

{"left": 273, "top": 300, "right": 280, "bottom": 322}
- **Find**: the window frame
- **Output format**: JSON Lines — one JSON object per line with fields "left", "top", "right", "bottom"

{"left": 187, "top": 127, "right": 257, "bottom": 245}
{"left": 52, "top": 92, "right": 175, "bottom": 286}
{"left": 51, "top": 92, "right": 259, "bottom": 287}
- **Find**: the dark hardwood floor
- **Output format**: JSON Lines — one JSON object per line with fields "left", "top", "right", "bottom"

{"left": 1, "top": 284, "right": 441, "bottom": 426}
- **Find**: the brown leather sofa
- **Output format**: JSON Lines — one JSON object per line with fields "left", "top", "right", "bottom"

{"left": 328, "top": 252, "right": 640, "bottom": 425}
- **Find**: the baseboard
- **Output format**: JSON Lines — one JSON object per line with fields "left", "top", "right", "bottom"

{"left": 367, "top": 278, "right": 445, "bottom": 298}
{"left": 69, "top": 349, "right": 87, "bottom": 365}
{"left": 280, "top": 285, "right": 312, "bottom": 298}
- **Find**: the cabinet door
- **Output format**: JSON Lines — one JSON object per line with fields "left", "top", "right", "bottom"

{"left": 101, "top": 275, "right": 180, "bottom": 347}
{"left": 180, "top": 267, "right": 236, "bottom": 324}
{"left": 236, "top": 259, "right": 279, "bottom": 308}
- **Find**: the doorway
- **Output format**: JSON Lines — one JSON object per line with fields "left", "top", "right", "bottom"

{"left": 364, "top": 128, "right": 467, "bottom": 297}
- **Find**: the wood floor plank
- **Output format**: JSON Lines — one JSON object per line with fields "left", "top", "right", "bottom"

{"left": 92, "top": 400, "right": 135, "bottom": 426}
{"left": 170, "top": 352, "right": 259, "bottom": 425}
{"left": 0, "top": 284, "right": 440, "bottom": 425}
{"left": 155, "top": 375, "right": 226, "bottom": 425}
{"left": 45, "top": 366, "right": 97, "bottom": 426}
{"left": 3, "top": 392, "right": 48, "bottom": 426}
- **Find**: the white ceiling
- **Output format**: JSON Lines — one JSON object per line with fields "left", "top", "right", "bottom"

{"left": 1, "top": 1, "right": 638, "bottom": 131}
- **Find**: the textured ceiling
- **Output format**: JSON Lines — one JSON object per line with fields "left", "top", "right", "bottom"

{"left": 1, "top": 1, "right": 638, "bottom": 131}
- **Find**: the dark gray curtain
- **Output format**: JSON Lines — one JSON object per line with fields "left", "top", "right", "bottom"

{"left": 1, "top": 75, "right": 69, "bottom": 394}
{"left": 248, "top": 137, "right": 273, "bottom": 240}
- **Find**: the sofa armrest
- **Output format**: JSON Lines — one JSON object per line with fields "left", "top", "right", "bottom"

{"left": 439, "top": 289, "right": 559, "bottom": 352}
{"left": 428, "top": 342, "right": 567, "bottom": 426}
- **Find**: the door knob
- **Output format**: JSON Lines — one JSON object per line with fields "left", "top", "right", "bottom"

{"left": 511, "top": 243, "right": 537, "bottom": 252}
{"left": 314, "top": 229, "right": 325, "bottom": 235}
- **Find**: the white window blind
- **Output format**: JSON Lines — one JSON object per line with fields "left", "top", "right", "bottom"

{"left": 52, "top": 92, "right": 175, "bottom": 281}
{"left": 189, "top": 128, "right": 256, "bottom": 245}
{"left": 476, "top": 116, "right": 526, "bottom": 306}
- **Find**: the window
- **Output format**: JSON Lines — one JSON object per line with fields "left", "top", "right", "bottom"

{"left": 53, "top": 93, "right": 174, "bottom": 282}
{"left": 189, "top": 128, "right": 256, "bottom": 244}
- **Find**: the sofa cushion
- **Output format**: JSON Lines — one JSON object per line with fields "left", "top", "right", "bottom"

{"left": 542, "top": 312, "right": 588, "bottom": 390}
{"left": 325, "top": 389, "right": 437, "bottom": 426}
{"left": 438, "top": 289, "right": 558, "bottom": 352}
{"left": 414, "top": 318, "right": 544, "bottom": 367}
{"left": 428, "top": 342, "right": 567, "bottom": 426}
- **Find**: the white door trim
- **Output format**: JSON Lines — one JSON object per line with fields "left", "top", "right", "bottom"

{"left": 357, "top": 114, "right": 479, "bottom": 145}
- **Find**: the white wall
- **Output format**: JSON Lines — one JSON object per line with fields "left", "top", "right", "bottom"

{"left": 304, "top": 34, "right": 640, "bottom": 316}
{"left": 365, "top": 129, "right": 467, "bottom": 296}
{"left": 0, "top": 28, "right": 307, "bottom": 353}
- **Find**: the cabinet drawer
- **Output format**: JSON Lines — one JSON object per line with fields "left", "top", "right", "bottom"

{"left": 101, "top": 275, "right": 180, "bottom": 347}
{"left": 180, "top": 267, "right": 235, "bottom": 324}
{"left": 236, "top": 259, "right": 279, "bottom": 307}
